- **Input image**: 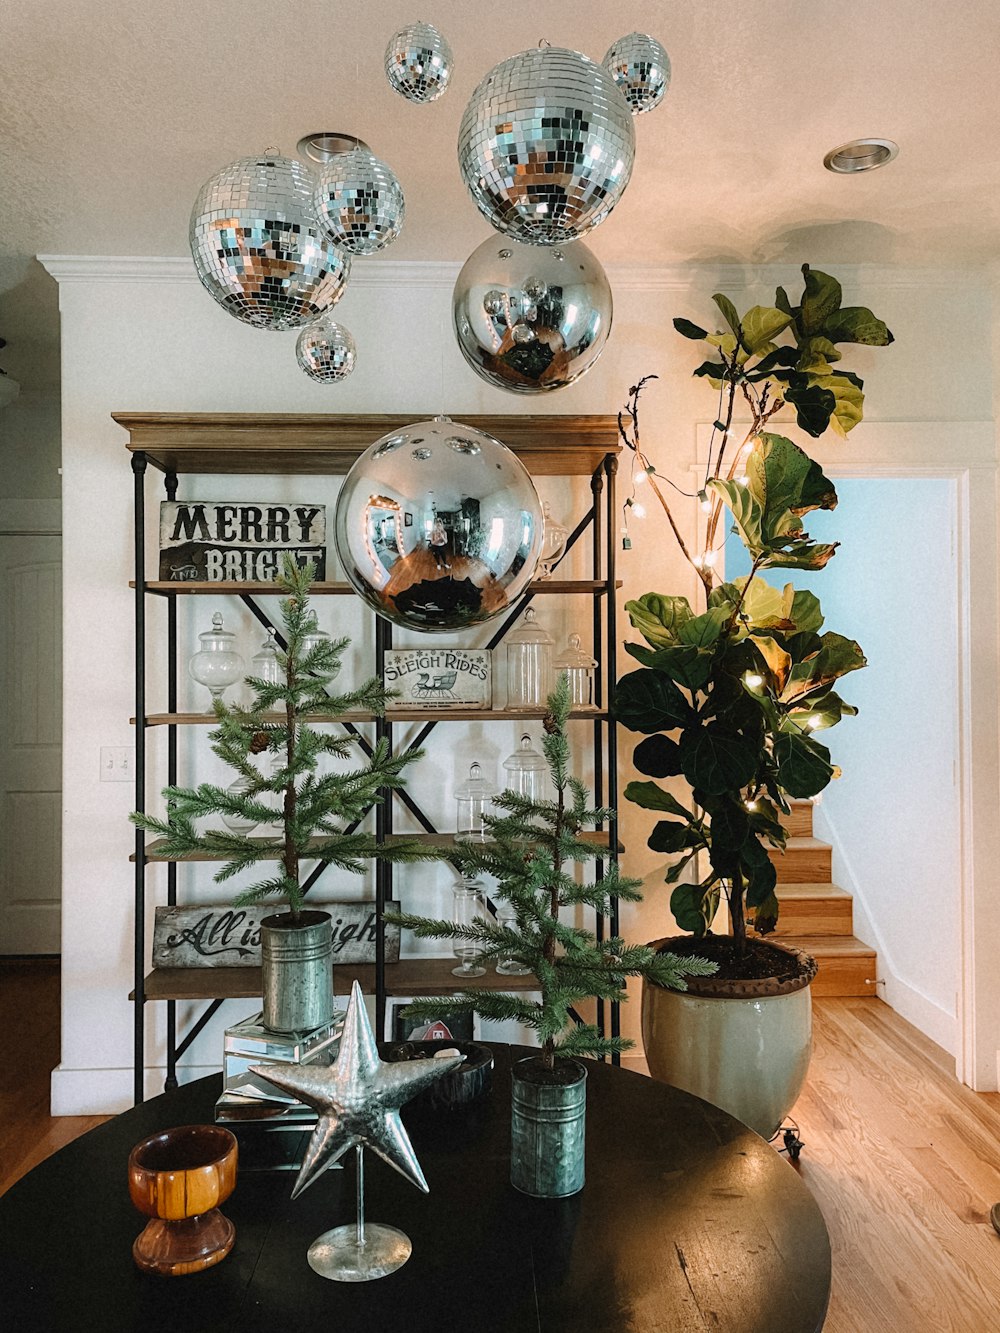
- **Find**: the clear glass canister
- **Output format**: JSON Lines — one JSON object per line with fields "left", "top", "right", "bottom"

{"left": 503, "top": 733, "right": 549, "bottom": 804}
{"left": 555, "top": 633, "right": 597, "bottom": 709}
{"left": 452, "top": 878, "right": 487, "bottom": 978}
{"left": 250, "top": 627, "right": 282, "bottom": 689}
{"left": 455, "top": 762, "right": 498, "bottom": 841}
{"left": 537, "top": 500, "right": 568, "bottom": 579}
{"left": 220, "top": 776, "right": 259, "bottom": 833}
{"left": 300, "top": 621, "right": 340, "bottom": 679}
{"left": 505, "top": 605, "right": 553, "bottom": 711}
{"left": 188, "top": 612, "right": 245, "bottom": 710}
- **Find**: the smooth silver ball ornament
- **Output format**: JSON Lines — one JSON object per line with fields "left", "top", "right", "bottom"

{"left": 457, "top": 46, "right": 635, "bottom": 246}
{"left": 296, "top": 318, "right": 356, "bottom": 383}
{"left": 190, "top": 154, "right": 351, "bottom": 330}
{"left": 603, "top": 32, "right": 671, "bottom": 115}
{"left": 313, "top": 150, "right": 405, "bottom": 255}
{"left": 453, "top": 236, "right": 613, "bottom": 394}
{"left": 384, "top": 22, "right": 453, "bottom": 103}
{"left": 334, "top": 417, "right": 543, "bottom": 631}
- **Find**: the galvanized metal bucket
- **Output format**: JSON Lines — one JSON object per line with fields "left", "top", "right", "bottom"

{"left": 260, "top": 910, "right": 334, "bottom": 1035}
{"left": 510, "top": 1056, "right": 587, "bottom": 1198}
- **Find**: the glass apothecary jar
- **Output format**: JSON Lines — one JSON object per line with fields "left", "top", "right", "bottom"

{"left": 537, "top": 500, "right": 568, "bottom": 579}
{"left": 188, "top": 612, "right": 244, "bottom": 710}
{"left": 455, "top": 762, "right": 498, "bottom": 842}
{"left": 555, "top": 633, "right": 597, "bottom": 710}
{"left": 452, "top": 879, "right": 487, "bottom": 978}
{"left": 503, "top": 733, "right": 549, "bottom": 807}
{"left": 505, "top": 606, "right": 553, "bottom": 711}
{"left": 300, "top": 621, "right": 339, "bottom": 679}
{"left": 250, "top": 627, "right": 282, "bottom": 689}
{"left": 220, "top": 776, "right": 259, "bottom": 833}
{"left": 495, "top": 902, "right": 532, "bottom": 976}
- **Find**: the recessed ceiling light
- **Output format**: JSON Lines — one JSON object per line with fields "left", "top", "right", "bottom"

{"left": 297, "top": 132, "right": 371, "bottom": 164}
{"left": 823, "top": 138, "right": 899, "bottom": 174}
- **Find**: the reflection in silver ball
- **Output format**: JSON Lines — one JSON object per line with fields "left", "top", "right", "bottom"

{"left": 457, "top": 46, "right": 635, "bottom": 246}
{"left": 190, "top": 155, "right": 351, "bottom": 330}
{"left": 384, "top": 22, "right": 453, "bottom": 103}
{"left": 334, "top": 417, "right": 543, "bottom": 631}
{"left": 296, "top": 318, "right": 356, "bottom": 383}
{"left": 313, "top": 150, "right": 405, "bottom": 255}
{"left": 453, "top": 236, "right": 613, "bottom": 393}
{"left": 603, "top": 32, "right": 671, "bottom": 116}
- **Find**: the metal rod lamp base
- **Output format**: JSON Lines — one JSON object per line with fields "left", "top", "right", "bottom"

{"left": 306, "top": 1147, "right": 412, "bottom": 1282}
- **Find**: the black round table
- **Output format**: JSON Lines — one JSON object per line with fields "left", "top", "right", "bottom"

{"left": 0, "top": 1045, "right": 830, "bottom": 1332}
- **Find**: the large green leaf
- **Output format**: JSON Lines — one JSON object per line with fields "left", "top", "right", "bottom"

{"left": 710, "top": 799, "right": 750, "bottom": 851}
{"left": 787, "top": 690, "right": 858, "bottom": 731}
{"left": 748, "top": 433, "right": 838, "bottom": 524}
{"left": 749, "top": 889, "right": 780, "bottom": 934}
{"left": 674, "top": 317, "right": 709, "bottom": 340}
{"left": 708, "top": 478, "right": 763, "bottom": 552}
{"left": 790, "top": 588, "right": 824, "bottom": 634}
{"left": 783, "top": 379, "right": 837, "bottom": 437}
{"left": 780, "top": 632, "right": 867, "bottom": 703}
{"left": 811, "top": 373, "right": 865, "bottom": 436}
{"left": 741, "top": 305, "right": 794, "bottom": 354}
{"left": 633, "top": 734, "right": 684, "bottom": 778}
{"left": 773, "top": 732, "right": 835, "bottom": 797}
{"left": 616, "top": 670, "right": 692, "bottom": 733}
{"left": 648, "top": 820, "right": 702, "bottom": 854}
{"left": 823, "top": 306, "right": 894, "bottom": 346}
{"left": 641, "top": 644, "right": 714, "bottom": 690}
{"left": 670, "top": 882, "right": 718, "bottom": 936}
{"left": 679, "top": 724, "right": 759, "bottom": 794}
{"left": 625, "top": 593, "right": 693, "bottom": 647}
{"left": 743, "top": 853, "right": 777, "bottom": 908}
{"left": 760, "top": 541, "right": 839, "bottom": 571}
{"left": 678, "top": 605, "right": 730, "bottom": 648}
{"left": 713, "top": 292, "right": 743, "bottom": 341}
{"left": 712, "top": 576, "right": 793, "bottom": 631}
{"left": 797, "top": 336, "right": 842, "bottom": 371}
{"left": 799, "top": 265, "right": 842, "bottom": 334}
{"left": 624, "top": 781, "right": 694, "bottom": 819}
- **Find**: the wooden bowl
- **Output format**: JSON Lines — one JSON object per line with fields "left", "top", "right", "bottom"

{"left": 128, "top": 1124, "right": 238, "bottom": 1276}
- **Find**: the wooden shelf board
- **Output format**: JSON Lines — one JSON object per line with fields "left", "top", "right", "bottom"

{"left": 132, "top": 830, "right": 619, "bottom": 862}
{"left": 132, "top": 578, "right": 620, "bottom": 597}
{"left": 133, "top": 956, "right": 540, "bottom": 1002}
{"left": 137, "top": 707, "right": 608, "bottom": 726}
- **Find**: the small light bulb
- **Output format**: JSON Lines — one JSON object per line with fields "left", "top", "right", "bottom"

{"left": 632, "top": 502, "right": 646, "bottom": 519}
{"left": 635, "top": 467, "right": 648, "bottom": 485}
{"left": 745, "top": 799, "right": 758, "bottom": 812}
{"left": 698, "top": 489, "right": 712, "bottom": 513}
{"left": 807, "top": 714, "right": 823, "bottom": 729}
{"left": 702, "top": 549, "right": 716, "bottom": 568}
{"left": 744, "top": 673, "right": 763, "bottom": 689}
{"left": 692, "top": 555, "right": 704, "bottom": 570}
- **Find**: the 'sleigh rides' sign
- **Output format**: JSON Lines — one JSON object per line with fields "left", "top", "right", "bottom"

{"left": 159, "top": 501, "right": 326, "bottom": 582}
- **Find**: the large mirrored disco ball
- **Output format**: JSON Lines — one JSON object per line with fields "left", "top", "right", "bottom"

{"left": 313, "top": 150, "right": 405, "bottom": 255}
{"left": 296, "top": 317, "right": 356, "bottom": 383}
{"left": 457, "top": 46, "right": 635, "bottom": 246}
{"left": 190, "top": 154, "right": 351, "bottom": 330}
{"left": 453, "top": 236, "right": 612, "bottom": 394}
{"left": 603, "top": 32, "right": 671, "bottom": 115}
{"left": 384, "top": 22, "right": 453, "bottom": 103}
{"left": 334, "top": 417, "right": 543, "bottom": 631}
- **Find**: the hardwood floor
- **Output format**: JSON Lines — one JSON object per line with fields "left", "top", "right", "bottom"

{"left": 2, "top": 966, "right": 1000, "bottom": 1329}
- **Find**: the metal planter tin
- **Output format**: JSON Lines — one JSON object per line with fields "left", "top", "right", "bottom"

{"left": 510, "top": 1056, "right": 587, "bottom": 1197}
{"left": 260, "top": 910, "right": 335, "bottom": 1035}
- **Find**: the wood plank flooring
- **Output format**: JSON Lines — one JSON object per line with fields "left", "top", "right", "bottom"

{"left": 2, "top": 966, "right": 1000, "bottom": 1330}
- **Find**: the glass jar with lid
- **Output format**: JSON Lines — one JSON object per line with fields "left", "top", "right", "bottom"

{"left": 454, "top": 761, "right": 498, "bottom": 841}
{"left": 250, "top": 627, "right": 282, "bottom": 690}
{"left": 503, "top": 733, "right": 549, "bottom": 806}
{"left": 555, "top": 633, "right": 597, "bottom": 710}
{"left": 537, "top": 500, "right": 568, "bottom": 579}
{"left": 300, "top": 620, "right": 340, "bottom": 679}
{"left": 452, "top": 878, "right": 488, "bottom": 978}
{"left": 505, "top": 605, "right": 553, "bottom": 711}
{"left": 188, "top": 612, "right": 245, "bottom": 711}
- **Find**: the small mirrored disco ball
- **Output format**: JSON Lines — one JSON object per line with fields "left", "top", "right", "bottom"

{"left": 190, "top": 154, "right": 350, "bottom": 330}
{"left": 603, "top": 32, "right": 671, "bottom": 116}
{"left": 296, "top": 318, "right": 357, "bottom": 383}
{"left": 334, "top": 417, "right": 543, "bottom": 631}
{"left": 453, "top": 235, "right": 612, "bottom": 393}
{"left": 384, "top": 22, "right": 453, "bottom": 103}
{"left": 313, "top": 150, "right": 405, "bottom": 255}
{"left": 457, "top": 46, "right": 635, "bottom": 246}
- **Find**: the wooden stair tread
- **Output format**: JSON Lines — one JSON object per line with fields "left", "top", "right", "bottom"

{"left": 775, "top": 882, "right": 851, "bottom": 900}
{"left": 774, "top": 836, "right": 828, "bottom": 851}
{"left": 780, "top": 934, "right": 874, "bottom": 957}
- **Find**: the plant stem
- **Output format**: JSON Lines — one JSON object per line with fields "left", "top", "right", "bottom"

{"left": 541, "top": 773, "right": 566, "bottom": 1073}
{"left": 284, "top": 640, "right": 299, "bottom": 922}
{"left": 730, "top": 869, "right": 748, "bottom": 957}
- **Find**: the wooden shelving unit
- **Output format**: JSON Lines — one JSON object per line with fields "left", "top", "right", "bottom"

{"left": 123, "top": 412, "right": 622, "bottom": 1105}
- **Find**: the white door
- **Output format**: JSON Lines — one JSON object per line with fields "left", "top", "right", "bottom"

{"left": 0, "top": 534, "right": 62, "bottom": 953}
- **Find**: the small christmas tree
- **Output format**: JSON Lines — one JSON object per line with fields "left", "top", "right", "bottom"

{"left": 131, "top": 558, "right": 436, "bottom": 918}
{"left": 392, "top": 675, "right": 715, "bottom": 1067}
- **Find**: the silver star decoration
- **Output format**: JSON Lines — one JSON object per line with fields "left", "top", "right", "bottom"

{"left": 251, "top": 981, "right": 464, "bottom": 1200}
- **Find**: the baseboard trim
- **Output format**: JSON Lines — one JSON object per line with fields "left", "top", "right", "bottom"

{"left": 50, "top": 1062, "right": 221, "bottom": 1116}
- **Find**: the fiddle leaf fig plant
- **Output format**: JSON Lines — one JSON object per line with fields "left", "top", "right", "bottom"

{"left": 616, "top": 266, "right": 892, "bottom": 961}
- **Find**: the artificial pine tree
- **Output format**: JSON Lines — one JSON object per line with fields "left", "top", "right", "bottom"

{"left": 131, "top": 557, "right": 436, "bottom": 919}
{"left": 392, "top": 675, "right": 715, "bottom": 1070}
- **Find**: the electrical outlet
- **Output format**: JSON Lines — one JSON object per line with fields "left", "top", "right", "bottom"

{"left": 100, "top": 746, "right": 135, "bottom": 782}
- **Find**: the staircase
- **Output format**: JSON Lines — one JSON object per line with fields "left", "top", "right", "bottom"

{"left": 750, "top": 801, "right": 878, "bottom": 998}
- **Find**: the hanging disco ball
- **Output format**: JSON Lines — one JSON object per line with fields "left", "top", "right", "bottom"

{"left": 457, "top": 46, "right": 635, "bottom": 246}
{"left": 313, "top": 149, "right": 405, "bottom": 255}
{"left": 603, "top": 32, "right": 671, "bottom": 115}
{"left": 384, "top": 22, "right": 453, "bottom": 103}
{"left": 190, "top": 154, "right": 351, "bottom": 330}
{"left": 453, "top": 236, "right": 612, "bottom": 394}
{"left": 334, "top": 417, "right": 543, "bottom": 631}
{"left": 296, "top": 318, "right": 356, "bottom": 383}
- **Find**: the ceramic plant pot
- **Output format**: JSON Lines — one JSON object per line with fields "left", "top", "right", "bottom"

{"left": 641, "top": 937, "right": 818, "bottom": 1139}
{"left": 260, "top": 909, "right": 334, "bottom": 1035}
{"left": 510, "top": 1055, "right": 587, "bottom": 1197}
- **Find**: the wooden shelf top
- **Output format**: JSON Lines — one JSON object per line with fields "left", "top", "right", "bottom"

{"left": 132, "top": 830, "right": 618, "bottom": 862}
{"left": 137, "top": 707, "right": 607, "bottom": 727}
{"left": 115, "top": 412, "right": 621, "bottom": 477}
{"left": 131, "top": 578, "right": 620, "bottom": 597}
{"left": 133, "top": 956, "right": 540, "bottom": 1002}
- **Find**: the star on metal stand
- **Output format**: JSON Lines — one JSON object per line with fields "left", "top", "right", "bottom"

{"left": 251, "top": 980, "right": 464, "bottom": 1281}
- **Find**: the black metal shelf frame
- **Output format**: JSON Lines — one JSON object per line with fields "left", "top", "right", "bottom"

{"left": 131, "top": 447, "right": 619, "bottom": 1105}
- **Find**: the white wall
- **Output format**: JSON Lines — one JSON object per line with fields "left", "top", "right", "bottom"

{"left": 42, "top": 257, "right": 1000, "bottom": 1111}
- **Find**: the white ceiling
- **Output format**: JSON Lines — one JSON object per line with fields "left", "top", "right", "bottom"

{"left": 2, "top": 0, "right": 999, "bottom": 387}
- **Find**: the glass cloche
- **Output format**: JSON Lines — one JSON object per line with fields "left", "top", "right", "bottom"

{"left": 505, "top": 605, "right": 553, "bottom": 710}
{"left": 455, "top": 761, "right": 498, "bottom": 842}
{"left": 555, "top": 633, "right": 597, "bottom": 710}
{"left": 188, "top": 613, "right": 244, "bottom": 710}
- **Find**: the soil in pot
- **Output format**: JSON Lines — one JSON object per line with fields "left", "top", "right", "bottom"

{"left": 515, "top": 1055, "right": 586, "bottom": 1086}
{"left": 665, "top": 933, "right": 811, "bottom": 984}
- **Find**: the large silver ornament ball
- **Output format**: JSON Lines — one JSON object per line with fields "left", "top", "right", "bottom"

{"left": 384, "top": 22, "right": 453, "bottom": 103}
{"left": 457, "top": 46, "right": 635, "bottom": 246}
{"left": 190, "top": 155, "right": 351, "bottom": 330}
{"left": 603, "top": 32, "right": 671, "bottom": 115}
{"left": 313, "top": 150, "right": 405, "bottom": 255}
{"left": 296, "top": 318, "right": 357, "bottom": 383}
{"left": 334, "top": 417, "right": 543, "bottom": 631}
{"left": 453, "top": 236, "right": 612, "bottom": 394}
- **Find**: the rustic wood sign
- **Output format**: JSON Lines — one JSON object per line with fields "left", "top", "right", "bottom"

{"left": 383, "top": 648, "right": 492, "bottom": 709}
{"left": 152, "top": 900, "right": 399, "bottom": 969}
{"left": 158, "top": 500, "right": 326, "bottom": 582}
